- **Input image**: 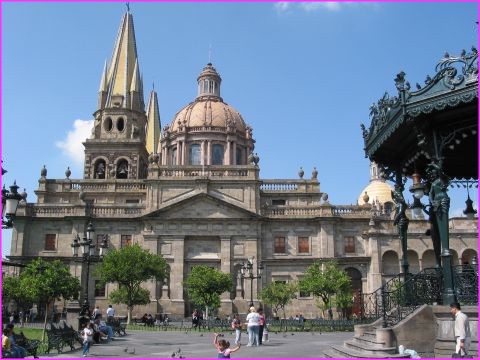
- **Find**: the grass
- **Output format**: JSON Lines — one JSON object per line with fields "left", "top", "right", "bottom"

{"left": 14, "top": 327, "right": 44, "bottom": 341}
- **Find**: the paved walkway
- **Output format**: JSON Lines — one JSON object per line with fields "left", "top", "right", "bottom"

{"left": 41, "top": 330, "right": 354, "bottom": 358}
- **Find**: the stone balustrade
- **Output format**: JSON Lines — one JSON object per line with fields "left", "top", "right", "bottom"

{"left": 22, "top": 203, "right": 143, "bottom": 218}
{"left": 263, "top": 204, "right": 373, "bottom": 218}
{"left": 149, "top": 166, "right": 257, "bottom": 179}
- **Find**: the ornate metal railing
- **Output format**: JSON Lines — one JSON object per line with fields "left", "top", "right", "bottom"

{"left": 452, "top": 264, "right": 478, "bottom": 304}
{"left": 358, "top": 265, "right": 477, "bottom": 328}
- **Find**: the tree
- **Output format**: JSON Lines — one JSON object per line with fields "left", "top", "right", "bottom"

{"left": 19, "top": 258, "right": 81, "bottom": 341}
{"left": 2, "top": 275, "right": 33, "bottom": 313}
{"left": 259, "top": 281, "right": 297, "bottom": 321}
{"left": 299, "top": 261, "right": 352, "bottom": 317}
{"left": 95, "top": 244, "right": 168, "bottom": 324}
{"left": 184, "top": 265, "right": 232, "bottom": 319}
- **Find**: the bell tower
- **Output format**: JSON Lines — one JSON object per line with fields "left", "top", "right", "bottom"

{"left": 83, "top": 9, "right": 148, "bottom": 180}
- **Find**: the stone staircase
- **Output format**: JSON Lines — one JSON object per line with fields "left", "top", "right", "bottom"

{"left": 323, "top": 325, "right": 410, "bottom": 358}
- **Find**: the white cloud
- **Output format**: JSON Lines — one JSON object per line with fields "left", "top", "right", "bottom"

{"left": 300, "top": 2, "right": 342, "bottom": 12}
{"left": 55, "top": 119, "right": 93, "bottom": 168}
{"left": 275, "top": 2, "right": 291, "bottom": 13}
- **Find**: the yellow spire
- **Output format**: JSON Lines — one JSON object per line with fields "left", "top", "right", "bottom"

{"left": 105, "top": 10, "right": 143, "bottom": 110}
{"left": 98, "top": 60, "right": 108, "bottom": 92}
{"left": 145, "top": 89, "right": 161, "bottom": 154}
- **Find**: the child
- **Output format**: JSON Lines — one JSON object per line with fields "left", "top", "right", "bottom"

{"left": 81, "top": 322, "right": 94, "bottom": 357}
{"left": 231, "top": 314, "right": 242, "bottom": 345}
{"left": 213, "top": 333, "right": 241, "bottom": 358}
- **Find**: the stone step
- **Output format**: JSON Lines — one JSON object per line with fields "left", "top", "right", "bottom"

{"left": 361, "top": 331, "right": 377, "bottom": 341}
{"left": 327, "top": 345, "right": 411, "bottom": 358}
{"left": 352, "top": 335, "right": 386, "bottom": 347}
{"left": 344, "top": 339, "right": 398, "bottom": 354}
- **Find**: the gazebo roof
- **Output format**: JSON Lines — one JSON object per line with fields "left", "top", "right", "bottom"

{"left": 362, "top": 48, "right": 478, "bottom": 181}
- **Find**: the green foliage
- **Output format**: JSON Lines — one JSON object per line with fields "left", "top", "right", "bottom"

{"left": 184, "top": 266, "right": 232, "bottom": 312}
{"left": 2, "top": 275, "right": 33, "bottom": 310}
{"left": 259, "top": 281, "right": 297, "bottom": 315}
{"left": 299, "top": 260, "right": 352, "bottom": 310}
{"left": 19, "top": 258, "right": 80, "bottom": 305}
{"left": 95, "top": 244, "right": 167, "bottom": 314}
{"left": 109, "top": 287, "right": 150, "bottom": 307}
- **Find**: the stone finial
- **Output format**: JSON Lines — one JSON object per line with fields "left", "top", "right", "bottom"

{"left": 253, "top": 153, "right": 260, "bottom": 166}
{"left": 248, "top": 152, "right": 254, "bottom": 165}
{"left": 298, "top": 167, "right": 304, "bottom": 179}
{"left": 65, "top": 166, "right": 71, "bottom": 179}
{"left": 362, "top": 191, "right": 370, "bottom": 203}
{"left": 40, "top": 165, "right": 47, "bottom": 178}
{"left": 311, "top": 167, "right": 318, "bottom": 180}
{"left": 20, "top": 188, "right": 27, "bottom": 202}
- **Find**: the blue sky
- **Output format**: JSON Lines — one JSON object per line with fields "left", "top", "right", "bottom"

{"left": 1, "top": 1, "right": 478, "bottom": 257}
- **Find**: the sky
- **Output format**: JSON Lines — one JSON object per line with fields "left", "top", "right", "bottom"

{"left": 1, "top": 1, "right": 478, "bottom": 258}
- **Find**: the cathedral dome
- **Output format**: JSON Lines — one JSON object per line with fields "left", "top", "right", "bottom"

{"left": 357, "top": 162, "right": 394, "bottom": 205}
{"left": 169, "top": 98, "right": 247, "bottom": 133}
{"left": 168, "top": 63, "right": 247, "bottom": 134}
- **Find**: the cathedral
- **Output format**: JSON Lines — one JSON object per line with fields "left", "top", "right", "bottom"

{"left": 7, "top": 10, "right": 477, "bottom": 318}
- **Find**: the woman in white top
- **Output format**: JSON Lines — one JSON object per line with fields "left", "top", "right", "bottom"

{"left": 245, "top": 306, "right": 260, "bottom": 346}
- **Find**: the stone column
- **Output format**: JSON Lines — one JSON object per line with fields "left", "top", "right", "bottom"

{"left": 232, "top": 142, "right": 237, "bottom": 165}
{"left": 226, "top": 141, "right": 231, "bottom": 165}
{"left": 367, "top": 230, "right": 383, "bottom": 292}
{"left": 220, "top": 236, "right": 233, "bottom": 315}
{"left": 168, "top": 238, "right": 185, "bottom": 315}
{"left": 207, "top": 141, "right": 211, "bottom": 165}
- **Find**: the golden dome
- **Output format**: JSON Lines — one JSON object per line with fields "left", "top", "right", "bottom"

{"left": 169, "top": 98, "right": 247, "bottom": 133}
{"left": 358, "top": 180, "right": 394, "bottom": 205}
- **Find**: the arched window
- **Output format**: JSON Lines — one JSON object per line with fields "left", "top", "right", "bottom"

{"left": 382, "top": 250, "right": 399, "bottom": 275}
{"left": 236, "top": 147, "right": 244, "bottom": 165}
{"left": 94, "top": 159, "right": 106, "bottom": 179}
{"left": 171, "top": 147, "right": 177, "bottom": 165}
{"left": 104, "top": 118, "right": 113, "bottom": 132}
{"left": 116, "top": 159, "right": 128, "bottom": 179}
{"left": 407, "top": 250, "right": 420, "bottom": 274}
{"left": 189, "top": 144, "right": 201, "bottom": 165}
{"left": 117, "top": 117, "right": 125, "bottom": 132}
{"left": 212, "top": 144, "right": 224, "bottom": 165}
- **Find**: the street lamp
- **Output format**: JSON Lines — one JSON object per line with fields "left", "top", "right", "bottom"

{"left": 71, "top": 222, "right": 109, "bottom": 318}
{"left": 240, "top": 257, "right": 263, "bottom": 307}
{"left": 2, "top": 179, "right": 24, "bottom": 229}
{"left": 409, "top": 173, "right": 426, "bottom": 218}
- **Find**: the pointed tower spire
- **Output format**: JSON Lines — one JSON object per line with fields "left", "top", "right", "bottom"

{"left": 97, "top": 60, "right": 109, "bottom": 109}
{"left": 105, "top": 10, "right": 143, "bottom": 111}
{"left": 145, "top": 89, "right": 161, "bottom": 154}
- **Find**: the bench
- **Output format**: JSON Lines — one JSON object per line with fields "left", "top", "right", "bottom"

{"left": 106, "top": 318, "right": 127, "bottom": 336}
{"left": 45, "top": 322, "right": 82, "bottom": 354}
{"left": 14, "top": 332, "right": 40, "bottom": 358}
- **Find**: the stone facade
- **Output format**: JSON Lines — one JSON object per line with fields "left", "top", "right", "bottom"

{"left": 6, "top": 10, "right": 478, "bottom": 319}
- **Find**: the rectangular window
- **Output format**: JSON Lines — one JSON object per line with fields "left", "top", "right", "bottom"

{"left": 126, "top": 199, "right": 139, "bottom": 204}
{"left": 272, "top": 199, "right": 286, "bottom": 206}
{"left": 298, "top": 237, "right": 310, "bottom": 254}
{"left": 44, "top": 234, "right": 56, "bottom": 251}
{"left": 345, "top": 236, "right": 355, "bottom": 253}
{"left": 94, "top": 280, "right": 106, "bottom": 297}
{"left": 274, "top": 237, "right": 286, "bottom": 254}
{"left": 121, "top": 235, "right": 132, "bottom": 248}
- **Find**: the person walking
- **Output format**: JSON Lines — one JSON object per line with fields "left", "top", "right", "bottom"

{"left": 106, "top": 305, "right": 115, "bottom": 320}
{"left": 231, "top": 314, "right": 242, "bottom": 345}
{"left": 245, "top": 306, "right": 260, "bottom": 347}
{"left": 81, "top": 322, "right": 94, "bottom": 357}
{"left": 450, "top": 302, "right": 471, "bottom": 357}
{"left": 257, "top": 308, "right": 265, "bottom": 345}
{"left": 213, "top": 333, "right": 241, "bottom": 358}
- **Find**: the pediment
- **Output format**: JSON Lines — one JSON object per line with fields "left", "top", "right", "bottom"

{"left": 145, "top": 193, "right": 258, "bottom": 220}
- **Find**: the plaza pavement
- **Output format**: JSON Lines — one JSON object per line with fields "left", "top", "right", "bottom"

{"left": 41, "top": 329, "right": 354, "bottom": 358}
